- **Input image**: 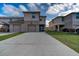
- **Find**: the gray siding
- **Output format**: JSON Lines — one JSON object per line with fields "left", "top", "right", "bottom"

{"left": 53, "top": 17, "right": 64, "bottom": 24}
{"left": 72, "top": 13, "right": 79, "bottom": 29}
{"left": 64, "top": 14, "right": 73, "bottom": 29}
{"left": 49, "top": 17, "right": 64, "bottom": 31}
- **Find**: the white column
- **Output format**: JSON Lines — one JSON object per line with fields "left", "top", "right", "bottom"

{"left": 36, "top": 24, "right": 39, "bottom": 32}
{"left": 57, "top": 25, "right": 60, "bottom": 31}
{"left": 9, "top": 24, "right": 13, "bottom": 32}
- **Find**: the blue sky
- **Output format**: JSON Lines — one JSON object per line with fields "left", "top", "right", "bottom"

{"left": 0, "top": 3, "right": 51, "bottom": 17}
{"left": 0, "top": 3, "right": 79, "bottom": 26}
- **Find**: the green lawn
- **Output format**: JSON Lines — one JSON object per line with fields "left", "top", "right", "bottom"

{"left": 0, "top": 32, "right": 24, "bottom": 41}
{"left": 46, "top": 31, "right": 79, "bottom": 53}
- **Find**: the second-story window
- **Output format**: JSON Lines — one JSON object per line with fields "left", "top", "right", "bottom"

{"left": 32, "top": 15, "right": 35, "bottom": 18}
{"left": 31, "top": 13, "right": 35, "bottom": 19}
{"left": 40, "top": 19, "right": 42, "bottom": 21}
{"left": 76, "top": 13, "right": 79, "bottom": 19}
{"left": 62, "top": 17, "right": 64, "bottom": 22}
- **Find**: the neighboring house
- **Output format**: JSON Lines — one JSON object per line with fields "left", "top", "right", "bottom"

{"left": 49, "top": 16, "right": 64, "bottom": 31}
{"left": 0, "top": 17, "right": 23, "bottom": 32}
{"left": 0, "top": 22, "right": 9, "bottom": 32}
{"left": 49, "top": 12, "right": 79, "bottom": 32}
{"left": 9, "top": 11, "right": 46, "bottom": 32}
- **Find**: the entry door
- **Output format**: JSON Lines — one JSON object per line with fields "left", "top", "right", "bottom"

{"left": 28, "top": 25, "right": 36, "bottom": 32}
{"left": 39, "top": 25, "right": 45, "bottom": 32}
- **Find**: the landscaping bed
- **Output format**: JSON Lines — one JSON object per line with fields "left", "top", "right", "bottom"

{"left": 46, "top": 31, "right": 79, "bottom": 53}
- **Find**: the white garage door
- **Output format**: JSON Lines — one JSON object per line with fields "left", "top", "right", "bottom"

{"left": 28, "top": 25, "right": 36, "bottom": 32}
{"left": 14, "top": 25, "right": 21, "bottom": 32}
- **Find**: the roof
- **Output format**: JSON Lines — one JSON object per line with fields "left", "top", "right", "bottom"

{"left": 0, "top": 21, "right": 9, "bottom": 25}
{"left": 0, "top": 17, "right": 24, "bottom": 19}
{"left": 58, "top": 11, "right": 73, "bottom": 17}
{"left": 50, "top": 12, "right": 79, "bottom": 23}
{"left": 58, "top": 11, "right": 79, "bottom": 17}
{"left": 23, "top": 11, "right": 40, "bottom": 13}
{"left": 50, "top": 16, "right": 64, "bottom": 22}
{"left": 40, "top": 16, "right": 46, "bottom": 17}
{"left": 62, "top": 12, "right": 79, "bottom": 17}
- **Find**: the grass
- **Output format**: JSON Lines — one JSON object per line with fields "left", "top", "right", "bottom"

{"left": 0, "top": 32, "right": 24, "bottom": 41}
{"left": 46, "top": 30, "right": 79, "bottom": 53}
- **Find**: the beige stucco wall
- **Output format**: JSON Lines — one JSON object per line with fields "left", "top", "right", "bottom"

{"left": 9, "top": 12, "right": 46, "bottom": 32}
{"left": 24, "top": 12, "right": 40, "bottom": 21}
{"left": 23, "top": 12, "right": 40, "bottom": 32}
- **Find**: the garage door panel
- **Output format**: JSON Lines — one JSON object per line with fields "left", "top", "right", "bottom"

{"left": 14, "top": 25, "right": 21, "bottom": 32}
{"left": 28, "top": 25, "right": 36, "bottom": 32}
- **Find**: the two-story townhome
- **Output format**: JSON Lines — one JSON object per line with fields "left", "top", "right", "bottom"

{"left": 49, "top": 12, "right": 79, "bottom": 32}
{"left": 9, "top": 11, "right": 46, "bottom": 32}
{"left": 63, "top": 12, "right": 79, "bottom": 32}
{"left": 49, "top": 16, "right": 64, "bottom": 31}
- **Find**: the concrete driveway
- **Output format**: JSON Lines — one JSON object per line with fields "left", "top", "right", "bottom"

{"left": 0, "top": 32, "right": 79, "bottom": 56}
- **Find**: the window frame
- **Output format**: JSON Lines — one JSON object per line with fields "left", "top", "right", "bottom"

{"left": 31, "top": 13, "right": 36, "bottom": 19}
{"left": 76, "top": 13, "right": 79, "bottom": 19}
{"left": 62, "top": 17, "right": 64, "bottom": 22}
{"left": 40, "top": 19, "right": 42, "bottom": 21}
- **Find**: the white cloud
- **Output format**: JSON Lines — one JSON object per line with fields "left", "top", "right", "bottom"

{"left": 58, "top": 3, "right": 79, "bottom": 16}
{"left": 46, "top": 3, "right": 79, "bottom": 21}
{"left": 2, "top": 4, "right": 20, "bottom": 16}
{"left": 46, "top": 20, "right": 51, "bottom": 27}
{"left": 58, "top": 10, "right": 73, "bottom": 16}
{"left": 46, "top": 6, "right": 59, "bottom": 14}
{"left": 19, "top": 5, "right": 28, "bottom": 11}
{"left": 27, "top": 3, "right": 39, "bottom": 11}
{"left": 46, "top": 3, "right": 74, "bottom": 15}
{"left": 46, "top": 4, "right": 65, "bottom": 15}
